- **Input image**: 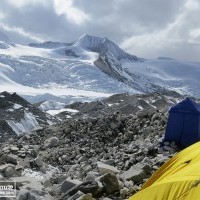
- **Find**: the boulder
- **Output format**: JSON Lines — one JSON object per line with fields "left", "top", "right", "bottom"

{"left": 79, "top": 181, "right": 99, "bottom": 195}
{"left": 44, "top": 137, "right": 59, "bottom": 148}
{"left": 61, "top": 179, "right": 77, "bottom": 193}
{"left": 121, "top": 166, "right": 146, "bottom": 183}
{"left": 4, "top": 166, "right": 15, "bottom": 177}
{"left": 100, "top": 173, "right": 120, "bottom": 194}
{"left": 6, "top": 154, "right": 18, "bottom": 165}
{"left": 0, "top": 164, "right": 15, "bottom": 173}
{"left": 34, "top": 157, "right": 43, "bottom": 167}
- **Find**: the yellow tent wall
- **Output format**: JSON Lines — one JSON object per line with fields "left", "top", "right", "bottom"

{"left": 129, "top": 142, "right": 200, "bottom": 200}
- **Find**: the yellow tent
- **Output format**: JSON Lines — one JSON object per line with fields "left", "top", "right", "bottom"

{"left": 129, "top": 141, "right": 200, "bottom": 200}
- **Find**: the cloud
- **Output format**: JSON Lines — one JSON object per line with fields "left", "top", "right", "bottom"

{"left": 53, "top": 0, "right": 89, "bottom": 25}
{"left": 0, "top": 0, "right": 200, "bottom": 61}
{"left": 0, "top": 22, "right": 44, "bottom": 43}
{"left": 121, "top": 0, "right": 200, "bottom": 61}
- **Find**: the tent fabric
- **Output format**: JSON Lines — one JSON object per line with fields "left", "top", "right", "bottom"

{"left": 164, "top": 97, "right": 200, "bottom": 147}
{"left": 129, "top": 141, "right": 200, "bottom": 200}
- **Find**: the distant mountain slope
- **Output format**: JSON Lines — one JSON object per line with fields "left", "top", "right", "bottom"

{"left": 0, "top": 91, "right": 49, "bottom": 141}
{"left": 0, "top": 31, "right": 13, "bottom": 49}
{"left": 0, "top": 33, "right": 200, "bottom": 102}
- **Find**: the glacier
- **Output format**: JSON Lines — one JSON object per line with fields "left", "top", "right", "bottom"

{"left": 0, "top": 32, "right": 200, "bottom": 102}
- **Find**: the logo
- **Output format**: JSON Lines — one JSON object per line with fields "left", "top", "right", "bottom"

{"left": 0, "top": 181, "right": 16, "bottom": 197}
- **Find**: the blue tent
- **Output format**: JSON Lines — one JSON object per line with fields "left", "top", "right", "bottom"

{"left": 164, "top": 97, "right": 200, "bottom": 147}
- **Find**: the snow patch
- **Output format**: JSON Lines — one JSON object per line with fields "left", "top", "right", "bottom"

{"left": 39, "top": 100, "right": 65, "bottom": 111}
{"left": 13, "top": 103, "right": 23, "bottom": 109}
{"left": 138, "top": 105, "right": 143, "bottom": 110}
{"left": 22, "top": 165, "right": 60, "bottom": 181}
{"left": 46, "top": 108, "right": 79, "bottom": 116}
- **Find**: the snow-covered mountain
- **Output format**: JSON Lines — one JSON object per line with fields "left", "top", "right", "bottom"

{"left": 0, "top": 32, "right": 200, "bottom": 102}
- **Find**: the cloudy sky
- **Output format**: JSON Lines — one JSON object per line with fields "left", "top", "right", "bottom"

{"left": 0, "top": 0, "right": 200, "bottom": 61}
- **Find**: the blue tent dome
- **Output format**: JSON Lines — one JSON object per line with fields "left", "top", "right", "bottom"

{"left": 164, "top": 97, "right": 200, "bottom": 147}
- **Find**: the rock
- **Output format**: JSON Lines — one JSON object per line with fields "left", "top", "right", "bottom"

{"left": 79, "top": 181, "right": 99, "bottom": 195}
{"left": 26, "top": 189, "right": 54, "bottom": 200}
{"left": 0, "top": 164, "right": 15, "bottom": 173}
{"left": 17, "top": 189, "right": 28, "bottom": 200}
{"left": 44, "top": 137, "right": 59, "bottom": 148}
{"left": 11, "top": 146, "right": 19, "bottom": 151}
{"left": 0, "top": 173, "right": 4, "bottom": 179}
{"left": 78, "top": 156, "right": 88, "bottom": 163}
{"left": 85, "top": 171, "right": 99, "bottom": 181}
{"left": 4, "top": 166, "right": 15, "bottom": 177}
{"left": 6, "top": 154, "right": 18, "bottom": 165}
{"left": 39, "top": 165, "right": 46, "bottom": 173}
{"left": 15, "top": 165, "right": 24, "bottom": 176}
{"left": 120, "top": 187, "right": 129, "bottom": 198}
{"left": 83, "top": 165, "right": 93, "bottom": 174}
{"left": 100, "top": 173, "right": 120, "bottom": 194}
{"left": 34, "top": 157, "right": 43, "bottom": 167}
{"left": 61, "top": 179, "right": 78, "bottom": 193}
{"left": 77, "top": 193, "right": 93, "bottom": 200}
{"left": 163, "top": 145, "right": 173, "bottom": 151}
{"left": 62, "top": 191, "right": 84, "bottom": 200}
{"left": 142, "top": 165, "right": 152, "bottom": 175}
{"left": 97, "top": 162, "right": 120, "bottom": 175}
{"left": 43, "top": 179, "right": 52, "bottom": 188}
{"left": 103, "top": 159, "right": 115, "bottom": 166}
{"left": 121, "top": 166, "right": 146, "bottom": 183}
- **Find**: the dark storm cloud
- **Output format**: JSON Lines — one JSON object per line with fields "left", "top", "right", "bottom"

{"left": 0, "top": 0, "right": 200, "bottom": 61}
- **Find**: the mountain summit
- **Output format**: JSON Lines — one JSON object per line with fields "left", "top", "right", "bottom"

{"left": 74, "top": 34, "right": 138, "bottom": 61}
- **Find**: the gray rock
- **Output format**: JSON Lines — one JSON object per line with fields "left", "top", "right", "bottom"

{"left": 61, "top": 179, "right": 77, "bottom": 193}
{"left": 83, "top": 165, "right": 92, "bottom": 174}
{"left": 103, "top": 159, "right": 115, "bottom": 166}
{"left": 0, "top": 164, "right": 15, "bottom": 173}
{"left": 26, "top": 189, "right": 54, "bottom": 200}
{"left": 11, "top": 146, "right": 19, "bottom": 151}
{"left": 6, "top": 154, "right": 18, "bottom": 165}
{"left": 97, "top": 162, "right": 120, "bottom": 175}
{"left": 4, "top": 166, "right": 15, "bottom": 177}
{"left": 78, "top": 156, "right": 88, "bottom": 163}
{"left": 15, "top": 165, "right": 24, "bottom": 176}
{"left": 100, "top": 173, "right": 120, "bottom": 194}
{"left": 44, "top": 137, "right": 59, "bottom": 148}
{"left": 121, "top": 166, "right": 146, "bottom": 183}
{"left": 120, "top": 187, "right": 129, "bottom": 199}
{"left": 43, "top": 179, "right": 52, "bottom": 188}
{"left": 63, "top": 191, "right": 84, "bottom": 200}
{"left": 34, "top": 157, "right": 43, "bottom": 167}
{"left": 17, "top": 189, "right": 28, "bottom": 200}
{"left": 77, "top": 193, "right": 93, "bottom": 200}
{"left": 78, "top": 181, "right": 99, "bottom": 195}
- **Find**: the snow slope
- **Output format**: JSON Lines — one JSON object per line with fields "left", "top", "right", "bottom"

{"left": 0, "top": 33, "right": 200, "bottom": 102}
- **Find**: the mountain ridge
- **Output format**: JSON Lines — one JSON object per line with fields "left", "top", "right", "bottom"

{"left": 0, "top": 33, "right": 200, "bottom": 102}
